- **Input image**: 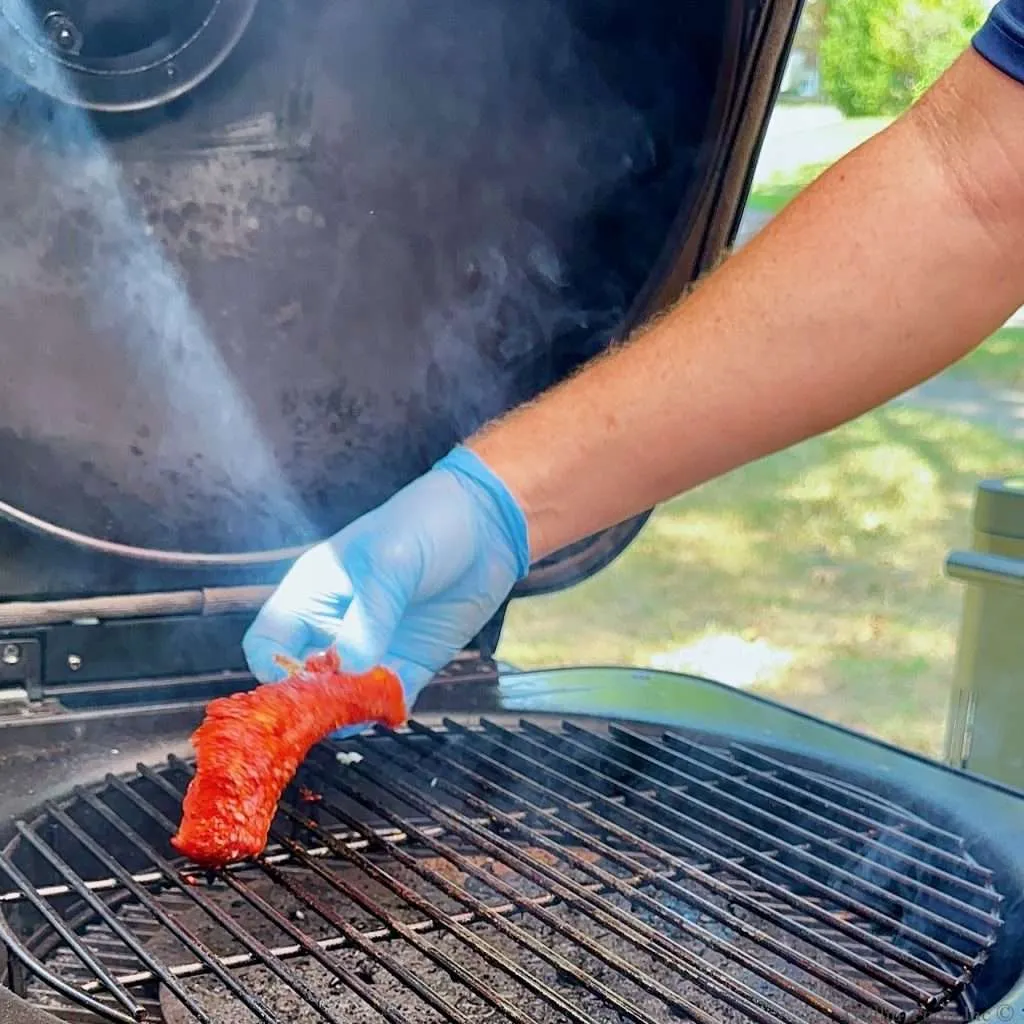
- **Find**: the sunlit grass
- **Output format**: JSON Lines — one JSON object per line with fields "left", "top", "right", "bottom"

{"left": 497, "top": 404, "right": 1022, "bottom": 758}
{"left": 955, "top": 326, "right": 1024, "bottom": 389}
{"left": 747, "top": 161, "right": 829, "bottom": 213}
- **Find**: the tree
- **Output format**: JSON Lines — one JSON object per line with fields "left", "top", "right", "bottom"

{"left": 820, "top": 0, "right": 986, "bottom": 117}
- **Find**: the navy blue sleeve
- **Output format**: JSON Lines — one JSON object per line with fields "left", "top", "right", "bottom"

{"left": 974, "top": 0, "right": 1024, "bottom": 83}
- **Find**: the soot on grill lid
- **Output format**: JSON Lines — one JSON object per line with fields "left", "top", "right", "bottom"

{"left": 0, "top": 718, "right": 1006, "bottom": 1024}
{"left": 0, "top": 0, "right": 801, "bottom": 604}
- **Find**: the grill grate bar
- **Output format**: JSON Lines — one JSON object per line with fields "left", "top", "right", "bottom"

{"left": 266, "top": 776, "right": 737, "bottom": 1024}
{"left": 0, "top": 850, "right": 144, "bottom": 1022}
{"left": 137, "top": 767, "right": 446, "bottom": 1024}
{"left": 117, "top": 770, "right": 511, "bottom": 1024}
{"left": 299, "top": 752, "right": 822, "bottom": 1024}
{"left": 0, "top": 717, "right": 1000, "bottom": 1024}
{"left": 0, "top": 817, "right": 517, "bottom": 906}
{"left": 159, "top": 762, "right": 619, "bottom": 1024}
{"left": 17, "top": 801, "right": 239, "bottom": 1023}
{"left": 611, "top": 726, "right": 1001, "bottom": 911}
{"left": 68, "top": 783, "right": 360, "bottom": 1024}
{"left": 11, "top": 821, "right": 214, "bottom": 1024}
{"left": 82, "top": 865, "right": 657, "bottom": 992}
{"left": 515, "top": 718, "right": 994, "bottom": 952}
{"left": 0, "top": 911, "right": 136, "bottom": 1024}
{"left": 476, "top": 717, "right": 983, "bottom": 971}
{"left": 321, "top": 747, "right": 883, "bottom": 1024}
{"left": 386, "top": 726, "right": 930, "bottom": 1018}
{"left": 146, "top": 762, "right": 575, "bottom": 1024}
{"left": 657, "top": 733, "right": 996, "bottom": 898}
{"left": 425, "top": 718, "right": 965, "bottom": 997}
{"left": 726, "top": 746, "right": 986, "bottom": 869}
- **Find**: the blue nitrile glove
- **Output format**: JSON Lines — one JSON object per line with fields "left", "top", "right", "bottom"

{"left": 242, "top": 446, "right": 530, "bottom": 734}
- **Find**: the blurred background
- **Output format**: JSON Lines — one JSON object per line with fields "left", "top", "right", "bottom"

{"left": 498, "top": 0, "right": 1022, "bottom": 759}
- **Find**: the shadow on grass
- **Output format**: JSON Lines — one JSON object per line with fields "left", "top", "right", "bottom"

{"left": 498, "top": 403, "right": 1022, "bottom": 758}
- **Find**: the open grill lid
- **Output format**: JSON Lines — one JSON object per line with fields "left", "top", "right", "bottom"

{"left": 0, "top": 0, "right": 800, "bottom": 607}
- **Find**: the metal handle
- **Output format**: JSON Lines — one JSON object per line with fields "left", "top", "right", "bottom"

{"left": 945, "top": 551, "right": 1024, "bottom": 592}
{"left": 0, "top": 585, "right": 274, "bottom": 628}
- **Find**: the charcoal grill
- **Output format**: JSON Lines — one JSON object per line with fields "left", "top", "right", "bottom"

{"left": 2, "top": 0, "right": 1024, "bottom": 1021}
{"left": 4, "top": 693, "right": 1024, "bottom": 1024}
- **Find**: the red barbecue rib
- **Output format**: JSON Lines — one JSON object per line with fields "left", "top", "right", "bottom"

{"left": 171, "top": 648, "right": 406, "bottom": 866}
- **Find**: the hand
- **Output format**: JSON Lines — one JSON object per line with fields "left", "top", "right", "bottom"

{"left": 242, "top": 447, "right": 530, "bottom": 731}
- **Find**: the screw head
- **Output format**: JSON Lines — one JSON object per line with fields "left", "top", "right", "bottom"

{"left": 42, "top": 12, "right": 82, "bottom": 54}
{"left": 2, "top": 643, "right": 21, "bottom": 665}
{"left": 67, "top": 654, "right": 82, "bottom": 671}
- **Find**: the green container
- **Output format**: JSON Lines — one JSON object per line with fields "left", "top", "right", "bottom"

{"left": 943, "top": 478, "right": 1024, "bottom": 786}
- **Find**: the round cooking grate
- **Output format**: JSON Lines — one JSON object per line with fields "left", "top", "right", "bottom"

{"left": 0, "top": 718, "right": 1006, "bottom": 1024}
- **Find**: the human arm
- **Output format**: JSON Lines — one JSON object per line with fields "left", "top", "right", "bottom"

{"left": 470, "top": 47, "right": 1024, "bottom": 561}
{"left": 243, "top": 20, "right": 1024, "bottom": 704}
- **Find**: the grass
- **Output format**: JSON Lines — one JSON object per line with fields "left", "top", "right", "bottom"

{"left": 497, "top": 404, "right": 1022, "bottom": 759}
{"left": 955, "top": 327, "right": 1024, "bottom": 389}
{"left": 747, "top": 161, "right": 830, "bottom": 214}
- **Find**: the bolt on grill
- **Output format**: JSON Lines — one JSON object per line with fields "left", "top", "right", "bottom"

{"left": 0, "top": 717, "right": 1004, "bottom": 1024}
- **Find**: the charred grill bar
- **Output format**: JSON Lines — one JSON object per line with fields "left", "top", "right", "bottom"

{"left": 0, "top": 718, "right": 1005, "bottom": 1024}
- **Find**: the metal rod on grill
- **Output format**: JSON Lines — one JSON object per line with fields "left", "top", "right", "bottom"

{"left": 277, "top": 752, "right": 800, "bottom": 1024}
{"left": 354, "top": 735, "right": 915, "bottom": 1021}
{"left": 554, "top": 720, "right": 1001, "bottom": 930}
{"left": 0, "top": 849, "right": 144, "bottom": 1021}
{"left": 144, "top": 762, "right": 601, "bottom": 1024}
{"left": 622, "top": 727, "right": 998, "bottom": 903}
{"left": 409, "top": 718, "right": 959, "bottom": 1003}
{"left": 0, "top": 894, "right": 136, "bottom": 1024}
{"left": 69, "top": 784, "right": 351, "bottom": 1024}
{"left": 11, "top": 823, "right": 213, "bottom": 1024}
{"left": 727, "top": 744, "right": 989, "bottom": 873}
{"left": 301, "top": 752, "right": 840, "bottom": 1024}
{"left": 265, "top": 805, "right": 712, "bottom": 1024}
{"left": 39, "top": 799, "right": 292, "bottom": 1024}
{"left": 134, "top": 763, "right": 500, "bottom": 1024}
{"left": 0, "top": 819, "right": 520, "bottom": 906}
{"left": 471, "top": 716, "right": 983, "bottom": 972}
{"left": 514, "top": 718, "right": 993, "bottom": 950}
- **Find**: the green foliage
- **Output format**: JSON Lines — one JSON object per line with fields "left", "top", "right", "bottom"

{"left": 820, "top": 0, "right": 986, "bottom": 117}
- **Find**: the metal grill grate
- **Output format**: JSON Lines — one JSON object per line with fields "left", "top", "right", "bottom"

{"left": 0, "top": 717, "right": 1005, "bottom": 1024}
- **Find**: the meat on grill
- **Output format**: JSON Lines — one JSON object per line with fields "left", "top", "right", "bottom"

{"left": 171, "top": 648, "right": 407, "bottom": 867}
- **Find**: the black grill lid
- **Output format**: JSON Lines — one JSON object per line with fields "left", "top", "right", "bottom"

{"left": 0, "top": 0, "right": 800, "bottom": 603}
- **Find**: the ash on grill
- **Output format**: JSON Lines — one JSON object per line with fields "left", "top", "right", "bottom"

{"left": 0, "top": 719, "right": 1005, "bottom": 1024}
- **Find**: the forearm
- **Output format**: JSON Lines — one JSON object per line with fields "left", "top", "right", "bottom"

{"left": 469, "top": 50, "right": 1024, "bottom": 562}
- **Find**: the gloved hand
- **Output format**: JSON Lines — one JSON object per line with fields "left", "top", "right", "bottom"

{"left": 242, "top": 446, "right": 531, "bottom": 732}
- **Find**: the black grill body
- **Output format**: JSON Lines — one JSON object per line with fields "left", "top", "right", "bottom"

{"left": 2, "top": 667, "right": 1024, "bottom": 1024}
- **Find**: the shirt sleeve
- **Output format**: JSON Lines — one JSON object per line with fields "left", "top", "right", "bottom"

{"left": 973, "top": 0, "right": 1024, "bottom": 84}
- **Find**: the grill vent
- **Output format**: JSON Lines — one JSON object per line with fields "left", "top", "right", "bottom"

{"left": 0, "top": 717, "right": 1005, "bottom": 1024}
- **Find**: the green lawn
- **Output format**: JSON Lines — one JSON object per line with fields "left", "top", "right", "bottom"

{"left": 747, "top": 161, "right": 830, "bottom": 214}
{"left": 955, "top": 326, "right": 1024, "bottom": 389}
{"left": 498, "top": 405, "right": 1022, "bottom": 759}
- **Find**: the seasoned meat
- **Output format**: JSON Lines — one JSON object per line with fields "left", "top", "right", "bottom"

{"left": 171, "top": 648, "right": 406, "bottom": 866}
